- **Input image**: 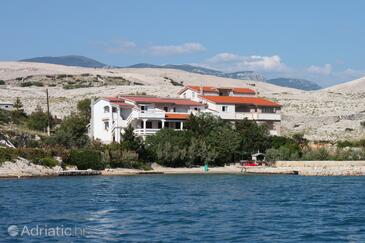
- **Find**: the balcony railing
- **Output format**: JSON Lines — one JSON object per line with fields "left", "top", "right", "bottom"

{"left": 219, "top": 112, "right": 281, "bottom": 121}
{"left": 133, "top": 128, "right": 160, "bottom": 136}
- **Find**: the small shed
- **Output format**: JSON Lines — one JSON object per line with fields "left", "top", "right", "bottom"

{"left": 251, "top": 152, "right": 265, "bottom": 162}
{"left": 0, "top": 102, "right": 14, "bottom": 111}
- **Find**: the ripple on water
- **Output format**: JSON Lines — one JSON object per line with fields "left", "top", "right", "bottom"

{"left": 1, "top": 175, "right": 365, "bottom": 242}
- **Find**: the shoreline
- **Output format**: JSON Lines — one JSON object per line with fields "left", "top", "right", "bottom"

{"left": 2, "top": 160, "right": 365, "bottom": 179}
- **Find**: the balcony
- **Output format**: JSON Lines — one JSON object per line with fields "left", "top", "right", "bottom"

{"left": 135, "top": 109, "right": 165, "bottom": 119}
{"left": 133, "top": 128, "right": 160, "bottom": 136}
{"left": 218, "top": 112, "right": 280, "bottom": 121}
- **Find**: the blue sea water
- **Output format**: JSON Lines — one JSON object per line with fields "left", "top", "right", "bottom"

{"left": 1, "top": 175, "right": 365, "bottom": 242}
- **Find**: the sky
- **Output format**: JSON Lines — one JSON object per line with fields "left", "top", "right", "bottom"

{"left": 1, "top": 0, "right": 365, "bottom": 87}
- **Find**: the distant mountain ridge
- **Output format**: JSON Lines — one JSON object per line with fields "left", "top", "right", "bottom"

{"left": 17, "top": 56, "right": 322, "bottom": 90}
{"left": 19, "top": 55, "right": 107, "bottom": 68}
{"left": 267, "top": 78, "right": 321, "bottom": 91}
{"left": 127, "top": 63, "right": 266, "bottom": 82}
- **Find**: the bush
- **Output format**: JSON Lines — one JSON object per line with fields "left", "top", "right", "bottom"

{"left": 0, "top": 148, "right": 17, "bottom": 163}
{"left": 17, "top": 148, "right": 47, "bottom": 160}
{"left": 34, "top": 157, "right": 58, "bottom": 168}
{"left": 0, "top": 80, "right": 5, "bottom": 85}
{"left": 20, "top": 81, "right": 44, "bottom": 87}
{"left": 361, "top": 121, "right": 365, "bottom": 128}
{"left": 0, "top": 109, "right": 12, "bottom": 124}
{"left": 67, "top": 149, "right": 104, "bottom": 170}
{"left": 26, "top": 106, "right": 50, "bottom": 131}
{"left": 301, "top": 148, "right": 330, "bottom": 161}
{"left": 46, "top": 114, "right": 89, "bottom": 148}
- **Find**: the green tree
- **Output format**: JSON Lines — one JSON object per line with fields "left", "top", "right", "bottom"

{"left": 11, "top": 97, "right": 27, "bottom": 124}
{"left": 26, "top": 105, "right": 49, "bottom": 131}
{"left": 121, "top": 124, "right": 143, "bottom": 152}
{"left": 186, "top": 138, "right": 218, "bottom": 166}
{"left": 185, "top": 113, "right": 225, "bottom": 137}
{"left": 145, "top": 129, "right": 190, "bottom": 167}
{"left": 77, "top": 98, "right": 91, "bottom": 122}
{"left": 46, "top": 114, "right": 89, "bottom": 148}
{"left": 235, "top": 119, "right": 270, "bottom": 157}
{"left": 205, "top": 124, "right": 240, "bottom": 165}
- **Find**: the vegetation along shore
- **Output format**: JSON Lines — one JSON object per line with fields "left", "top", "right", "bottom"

{"left": 2, "top": 98, "right": 365, "bottom": 177}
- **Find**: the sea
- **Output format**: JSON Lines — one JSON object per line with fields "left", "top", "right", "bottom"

{"left": 1, "top": 175, "right": 365, "bottom": 242}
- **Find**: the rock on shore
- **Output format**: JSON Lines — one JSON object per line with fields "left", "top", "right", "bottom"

{"left": 0, "top": 158, "right": 62, "bottom": 178}
{"left": 261, "top": 161, "right": 365, "bottom": 176}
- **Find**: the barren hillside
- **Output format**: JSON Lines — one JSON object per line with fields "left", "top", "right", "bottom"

{"left": 1, "top": 61, "right": 365, "bottom": 141}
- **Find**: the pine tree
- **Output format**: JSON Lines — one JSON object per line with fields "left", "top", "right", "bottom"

{"left": 14, "top": 97, "right": 24, "bottom": 112}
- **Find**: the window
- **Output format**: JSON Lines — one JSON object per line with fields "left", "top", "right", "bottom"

{"left": 158, "top": 121, "right": 162, "bottom": 129}
{"left": 173, "top": 107, "right": 176, "bottom": 112}
{"left": 262, "top": 107, "right": 275, "bottom": 113}
{"left": 112, "top": 107, "right": 117, "bottom": 113}
{"left": 146, "top": 121, "right": 153, "bottom": 129}
{"left": 194, "top": 107, "right": 198, "bottom": 111}
{"left": 176, "top": 122, "right": 181, "bottom": 129}
{"left": 104, "top": 106, "right": 110, "bottom": 113}
{"left": 164, "top": 107, "right": 168, "bottom": 112}
{"left": 104, "top": 121, "right": 109, "bottom": 130}
{"left": 222, "top": 106, "right": 228, "bottom": 112}
{"left": 140, "top": 105, "right": 147, "bottom": 112}
{"left": 192, "top": 92, "right": 195, "bottom": 98}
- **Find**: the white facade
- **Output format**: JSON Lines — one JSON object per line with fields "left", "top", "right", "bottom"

{"left": 0, "top": 102, "right": 14, "bottom": 111}
{"left": 90, "top": 96, "right": 206, "bottom": 143}
{"left": 90, "top": 86, "right": 282, "bottom": 144}
{"left": 179, "top": 86, "right": 281, "bottom": 135}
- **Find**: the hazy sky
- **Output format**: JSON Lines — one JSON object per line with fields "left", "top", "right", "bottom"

{"left": 1, "top": 0, "right": 365, "bottom": 86}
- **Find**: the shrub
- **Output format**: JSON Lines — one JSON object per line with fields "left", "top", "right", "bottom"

{"left": 301, "top": 148, "right": 330, "bottom": 161}
{"left": 0, "top": 109, "right": 12, "bottom": 124}
{"left": 67, "top": 149, "right": 104, "bottom": 170}
{"left": 45, "top": 114, "right": 89, "bottom": 148}
{"left": 77, "top": 98, "right": 91, "bottom": 122}
{"left": 34, "top": 157, "right": 59, "bottom": 168}
{"left": 26, "top": 106, "right": 50, "bottom": 131}
{"left": 0, "top": 148, "right": 17, "bottom": 163}
{"left": 0, "top": 80, "right": 5, "bottom": 85}
{"left": 361, "top": 121, "right": 365, "bottom": 128}
{"left": 17, "top": 148, "right": 46, "bottom": 160}
{"left": 20, "top": 81, "right": 44, "bottom": 87}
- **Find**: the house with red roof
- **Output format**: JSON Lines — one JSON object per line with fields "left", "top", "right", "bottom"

{"left": 178, "top": 85, "right": 281, "bottom": 135}
{"left": 90, "top": 85, "right": 281, "bottom": 143}
{"left": 90, "top": 95, "right": 206, "bottom": 143}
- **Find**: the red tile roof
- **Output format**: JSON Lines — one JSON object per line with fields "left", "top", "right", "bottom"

{"left": 110, "top": 101, "right": 135, "bottom": 108}
{"left": 201, "top": 96, "right": 281, "bottom": 107}
{"left": 232, "top": 88, "right": 256, "bottom": 94}
{"left": 165, "top": 113, "right": 190, "bottom": 120}
{"left": 179, "top": 86, "right": 256, "bottom": 95}
{"left": 121, "top": 96, "right": 205, "bottom": 106}
{"left": 105, "top": 97, "right": 124, "bottom": 102}
{"left": 187, "top": 86, "right": 219, "bottom": 93}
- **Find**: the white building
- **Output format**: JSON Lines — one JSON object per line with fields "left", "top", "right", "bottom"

{"left": 90, "top": 96, "right": 206, "bottom": 143}
{"left": 90, "top": 86, "right": 281, "bottom": 144}
{"left": 0, "top": 102, "right": 14, "bottom": 111}
{"left": 178, "top": 86, "right": 281, "bottom": 135}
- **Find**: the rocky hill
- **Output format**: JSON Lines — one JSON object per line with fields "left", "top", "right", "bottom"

{"left": 324, "top": 76, "right": 365, "bottom": 94}
{"left": 1, "top": 61, "right": 365, "bottom": 142}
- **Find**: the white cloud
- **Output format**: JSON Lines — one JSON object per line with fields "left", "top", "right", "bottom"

{"left": 201, "top": 53, "right": 287, "bottom": 72}
{"left": 148, "top": 42, "right": 206, "bottom": 56}
{"left": 103, "top": 40, "right": 137, "bottom": 54}
{"left": 307, "top": 64, "right": 332, "bottom": 75}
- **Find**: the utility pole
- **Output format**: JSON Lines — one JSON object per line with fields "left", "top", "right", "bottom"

{"left": 46, "top": 88, "right": 51, "bottom": 136}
